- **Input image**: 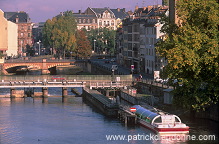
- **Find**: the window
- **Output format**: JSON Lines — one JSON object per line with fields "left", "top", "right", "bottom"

{"left": 128, "top": 51, "right": 132, "bottom": 57}
{"left": 21, "top": 33, "right": 24, "bottom": 37}
{"left": 99, "top": 20, "right": 102, "bottom": 25}
{"left": 146, "top": 37, "right": 149, "bottom": 44}
{"left": 128, "top": 34, "right": 132, "bottom": 41}
{"left": 28, "top": 33, "right": 31, "bottom": 37}
{"left": 87, "top": 19, "right": 90, "bottom": 23}
{"left": 128, "top": 43, "right": 132, "bottom": 50}
{"left": 111, "top": 20, "right": 114, "bottom": 26}
{"left": 128, "top": 26, "right": 132, "bottom": 33}
{"left": 79, "top": 19, "right": 81, "bottom": 23}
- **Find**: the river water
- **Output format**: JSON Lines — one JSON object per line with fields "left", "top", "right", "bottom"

{"left": 0, "top": 72, "right": 218, "bottom": 143}
{"left": 0, "top": 88, "right": 218, "bottom": 144}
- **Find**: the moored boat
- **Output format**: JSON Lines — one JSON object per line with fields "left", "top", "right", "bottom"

{"left": 131, "top": 105, "right": 189, "bottom": 134}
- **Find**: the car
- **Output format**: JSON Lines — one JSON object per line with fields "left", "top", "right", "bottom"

{"left": 111, "top": 58, "right": 115, "bottom": 62}
{"left": 155, "top": 78, "right": 163, "bottom": 83}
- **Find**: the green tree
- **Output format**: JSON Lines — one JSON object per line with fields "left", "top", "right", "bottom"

{"left": 156, "top": 0, "right": 219, "bottom": 111}
{"left": 86, "top": 28, "right": 115, "bottom": 54}
{"left": 43, "top": 11, "right": 77, "bottom": 59}
{"left": 74, "top": 30, "right": 92, "bottom": 59}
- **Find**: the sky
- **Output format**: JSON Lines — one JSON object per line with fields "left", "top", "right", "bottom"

{"left": 0, "top": 0, "right": 162, "bottom": 23}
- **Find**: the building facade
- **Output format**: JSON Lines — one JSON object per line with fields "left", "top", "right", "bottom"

{"left": 0, "top": 9, "right": 18, "bottom": 59}
{"left": 7, "top": 20, "right": 18, "bottom": 57}
{"left": 116, "top": 5, "right": 168, "bottom": 75}
{"left": 72, "top": 7, "right": 129, "bottom": 30}
{"left": 0, "top": 10, "right": 8, "bottom": 57}
{"left": 4, "top": 11, "right": 33, "bottom": 56}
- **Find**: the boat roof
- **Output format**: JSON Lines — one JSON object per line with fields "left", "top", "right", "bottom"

{"left": 132, "top": 105, "right": 159, "bottom": 122}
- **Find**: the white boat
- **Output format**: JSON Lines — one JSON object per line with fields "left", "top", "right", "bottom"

{"left": 131, "top": 105, "right": 189, "bottom": 134}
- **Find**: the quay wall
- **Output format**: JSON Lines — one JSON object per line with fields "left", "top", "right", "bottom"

{"left": 82, "top": 87, "right": 119, "bottom": 116}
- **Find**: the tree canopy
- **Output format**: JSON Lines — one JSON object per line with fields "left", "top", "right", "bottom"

{"left": 74, "top": 30, "right": 92, "bottom": 59}
{"left": 43, "top": 11, "right": 77, "bottom": 58}
{"left": 85, "top": 27, "right": 116, "bottom": 55}
{"left": 156, "top": 0, "right": 219, "bottom": 111}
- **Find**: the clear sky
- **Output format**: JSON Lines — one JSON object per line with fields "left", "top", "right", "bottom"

{"left": 0, "top": 0, "right": 162, "bottom": 23}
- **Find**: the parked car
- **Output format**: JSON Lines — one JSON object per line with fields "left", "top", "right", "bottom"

{"left": 155, "top": 78, "right": 163, "bottom": 83}
{"left": 111, "top": 58, "right": 115, "bottom": 62}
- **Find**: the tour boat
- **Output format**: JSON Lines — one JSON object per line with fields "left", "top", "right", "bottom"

{"left": 131, "top": 105, "right": 189, "bottom": 134}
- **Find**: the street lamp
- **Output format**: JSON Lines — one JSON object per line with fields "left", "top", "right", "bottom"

{"left": 37, "top": 40, "right": 41, "bottom": 56}
{"left": 93, "top": 39, "right": 96, "bottom": 53}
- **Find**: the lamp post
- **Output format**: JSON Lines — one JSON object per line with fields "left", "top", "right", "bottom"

{"left": 93, "top": 39, "right": 96, "bottom": 53}
{"left": 70, "top": 52, "right": 72, "bottom": 59}
{"left": 37, "top": 40, "right": 41, "bottom": 56}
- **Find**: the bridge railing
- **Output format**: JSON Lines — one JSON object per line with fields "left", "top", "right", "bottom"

{"left": 0, "top": 75, "right": 133, "bottom": 82}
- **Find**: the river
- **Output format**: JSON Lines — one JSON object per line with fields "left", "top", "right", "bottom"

{"left": 0, "top": 89, "right": 218, "bottom": 144}
{"left": 0, "top": 73, "right": 218, "bottom": 143}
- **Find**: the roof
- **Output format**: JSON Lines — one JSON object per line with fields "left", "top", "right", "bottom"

{"left": 132, "top": 105, "right": 159, "bottom": 123}
{"left": 73, "top": 14, "right": 96, "bottom": 18}
{"left": 110, "top": 8, "right": 129, "bottom": 19}
{"left": 91, "top": 8, "right": 112, "bottom": 14}
{"left": 4, "top": 11, "right": 31, "bottom": 23}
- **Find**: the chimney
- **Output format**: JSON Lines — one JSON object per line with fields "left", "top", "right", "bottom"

{"left": 79, "top": 10, "right": 81, "bottom": 14}
{"left": 117, "top": 8, "right": 120, "bottom": 12}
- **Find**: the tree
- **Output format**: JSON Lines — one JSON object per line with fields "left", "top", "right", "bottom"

{"left": 25, "top": 44, "right": 35, "bottom": 56}
{"left": 74, "top": 30, "right": 92, "bottom": 59}
{"left": 86, "top": 28, "right": 116, "bottom": 54}
{"left": 156, "top": 0, "right": 219, "bottom": 111}
{"left": 42, "top": 11, "right": 77, "bottom": 59}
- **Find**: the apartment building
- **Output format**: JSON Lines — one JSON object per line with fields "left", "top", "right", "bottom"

{"left": 116, "top": 5, "right": 168, "bottom": 74}
{"left": 0, "top": 9, "right": 18, "bottom": 60}
{"left": 4, "top": 11, "right": 33, "bottom": 56}
{"left": 72, "top": 7, "right": 129, "bottom": 30}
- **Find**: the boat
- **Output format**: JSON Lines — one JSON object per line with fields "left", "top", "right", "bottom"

{"left": 131, "top": 105, "right": 189, "bottom": 134}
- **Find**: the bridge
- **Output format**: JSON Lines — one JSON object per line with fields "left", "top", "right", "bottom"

{"left": 0, "top": 75, "right": 132, "bottom": 98}
{"left": 0, "top": 59, "right": 75, "bottom": 75}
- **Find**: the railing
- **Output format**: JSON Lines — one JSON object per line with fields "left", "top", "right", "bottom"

{"left": 0, "top": 79, "right": 128, "bottom": 88}
{"left": 0, "top": 75, "right": 133, "bottom": 83}
{"left": 135, "top": 78, "right": 173, "bottom": 89}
